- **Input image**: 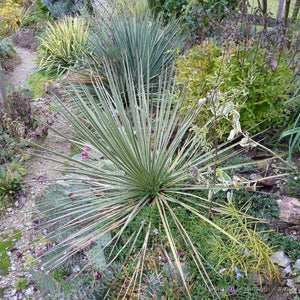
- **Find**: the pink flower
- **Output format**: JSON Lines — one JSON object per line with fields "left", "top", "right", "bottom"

{"left": 81, "top": 151, "right": 89, "bottom": 159}
{"left": 85, "top": 146, "right": 92, "bottom": 151}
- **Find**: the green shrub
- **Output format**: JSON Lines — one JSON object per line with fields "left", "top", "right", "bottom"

{"left": 113, "top": 0, "right": 149, "bottom": 16}
{"left": 0, "top": 167, "right": 23, "bottom": 209}
{"left": 0, "top": 39, "right": 15, "bottom": 62}
{"left": 176, "top": 41, "right": 296, "bottom": 141}
{"left": 148, "top": 0, "right": 238, "bottom": 30}
{"left": 38, "top": 17, "right": 90, "bottom": 77}
{"left": 15, "top": 278, "right": 28, "bottom": 291}
{"left": 0, "top": 39, "right": 19, "bottom": 73}
{"left": 37, "top": 62, "right": 280, "bottom": 298}
{"left": 41, "top": 0, "right": 84, "bottom": 18}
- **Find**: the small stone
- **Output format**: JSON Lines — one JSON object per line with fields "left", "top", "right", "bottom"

{"left": 250, "top": 273, "right": 265, "bottom": 285}
{"left": 286, "top": 279, "right": 295, "bottom": 289}
{"left": 24, "top": 287, "right": 34, "bottom": 296}
{"left": 283, "top": 265, "right": 291, "bottom": 275}
{"left": 72, "top": 266, "right": 80, "bottom": 273}
{"left": 218, "top": 268, "right": 227, "bottom": 275}
{"left": 292, "top": 259, "right": 300, "bottom": 276}
{"left": 277, "top": 196, "right": 300, "bottom": 225}
{"left": 271, "top": 251, "right": 291, "bottom": 268}
{"left": 7, "top": 251, "right": 12, "bottom": 256}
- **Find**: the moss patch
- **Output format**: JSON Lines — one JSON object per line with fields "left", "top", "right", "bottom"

{"left": 27, "top": 71, "right": 52, "bottom": 98}
{"left": 0, "top": 230, "right": 21, "bottom": 275}
{"left": 15, "top": 277, "right": 28, "bottom": 290}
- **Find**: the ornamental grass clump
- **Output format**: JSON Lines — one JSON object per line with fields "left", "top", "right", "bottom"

{"left": 36, "top": 63, "right": 281, "bottom": 298}
{"left": 78, "top": 13, "right": 183, "bottom": 96}
{"left": 38, "top": 16, "right": 90, "bottom": 77}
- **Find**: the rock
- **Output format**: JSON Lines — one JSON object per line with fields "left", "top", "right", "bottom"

{"left": 250, "top": 273, "right": 265, "bottom": 286}
{"left": 286, "top": 279, "right": 295, "bottom": 289}
{"left": 292, "top": 259, "right": 300, "bottom": 276}
{"left": 271, "top": 251, "right": 291, "bottom": 268}
{"left": 277, "top": 196, "right": 300, "bottom": 224}
{"left": 283, "top": 265, "right": 292, "bottom": 275}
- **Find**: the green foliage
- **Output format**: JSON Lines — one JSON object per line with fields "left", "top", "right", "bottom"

{"left": 280, "top": 110, "right": 300, "bottom": 161}
{"left": 148, "top": 0, "right": 237, "bottom": 22}
{"left": 41, "top": 0, "right": 84, "bottom": 18}
{"left": 267, "top": 232, "right": 300, "bottom": 260}
{"left": 284, "top": 171, "right": 300, "bottom": 197}
{"left": 176, "top": 41, "right": 296, "bottom": 140}
{"left": 113, "top": 0, "right": 149, "bottom": 16}
{"left": 15, "top": 278, "right": 28, "bottom": 290}
{"left": 0, "top": 133, "right": 28, "bottom": 165}
{"left": 0, "top": 230, "right": 21, "bottom": 275}
{"left": 52, "top": 267, "right": 68, "bottom": 280}
{"left": 82, "top": 13, "right": 183, "bottom": 97}
{"left": 230, "top": 191, "right": 279, "bottom": 220}
{"left": 38, "top": 17, "right": 90, "bottom": 77}
{"left": 0, "top": 39, "right": 15, "bottom": 64}
{"left": 0, "top": 167, "right": 23, "bottom": 206}
{"left": 0, "top": 91, "right": 33, "bottom": 138}
{"left": 27, "top": 71, "right": 52, "bottom": 98}
{"left": 196, "top": 190, "right": 279, "bottom": 221}
{"left": 0, "top": 39, "right": 18, "bottom": 73}
{"left": 36, "top": 60, "right": 282, "bottom": 298}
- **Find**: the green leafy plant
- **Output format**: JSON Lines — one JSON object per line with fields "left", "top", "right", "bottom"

{"left": 176, "top": 41, "right": 296, "bottom": 141}
{"left": 148, "top": 0, "right": 237, "bottom": 26}
{"left": 0, "top": 230, "right": 21, "bottom": 275}
{"left": 267, "top": 232, "right": 300, "bottom": 261}
{"left": 112, "top": 0, "right": 149, "bottom": 16}
{"left": 0, "top": 39, "right": 20, "bottom": 73}
{"left": 0, "top": 91, "right": 32, "bottom": 138}
{"left": 35, "top": 61, "right": 282, "bottom": 298}
{"left": 41, "top": 0, "right": 85, "bottom": 18}
{"left": 15, "top": 278, "right": 28, "bottom": 291}
{"left": 38, "top": 16, "right": 90, "bottom": 77}
{"left": 0, "top": 167, "right": 23, "bottom": 205}
{"left": 0, "top": 133, "right": 28, "bottom": 165}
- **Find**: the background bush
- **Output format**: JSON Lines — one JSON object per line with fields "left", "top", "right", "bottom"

{"left": 176, "top": 41, "right": 296, "bottom": 141}
{"left": 40, "top": 0, "right": 84, "bottom": 18}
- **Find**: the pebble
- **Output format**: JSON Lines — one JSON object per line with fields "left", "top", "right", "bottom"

{"left": 271, "top": 251, "right": 291, "bottom": 268}
{"left": 286, "top": 279, "right": 295, "bottom": 289}
{"left": 283, "top": 265, "right": 291, "bottom": 275}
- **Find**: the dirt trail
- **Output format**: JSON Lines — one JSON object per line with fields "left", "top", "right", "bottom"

{"left": 0, "top": 47, "right": 71, "bottom": 299}
{"left": 6, "top": 47, "right": 37, "bottom": 89}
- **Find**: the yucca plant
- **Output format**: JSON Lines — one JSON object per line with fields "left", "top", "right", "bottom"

{"left": 36, "top": 64, "right": 281, "bottom": 298}
{"left": 38, "top": 16, "right": 90, "bottom": 77}
{"left": 77, "top": 13, "right": 183, "bottom": 97}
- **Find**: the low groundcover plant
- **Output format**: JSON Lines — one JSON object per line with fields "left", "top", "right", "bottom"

{"left": 35, "top": 65, "right": 280, "bottom": 298}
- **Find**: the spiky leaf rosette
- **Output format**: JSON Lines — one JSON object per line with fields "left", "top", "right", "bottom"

{"left": 36, "top": 65, "right": 280, "bottom": 299}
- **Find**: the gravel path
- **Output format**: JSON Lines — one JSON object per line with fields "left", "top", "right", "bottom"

{"left": 0, "top": 47, "right": 71, "bottom": 299}
{"left": 6, "top": 47, "right": 37, "bottom": 89}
